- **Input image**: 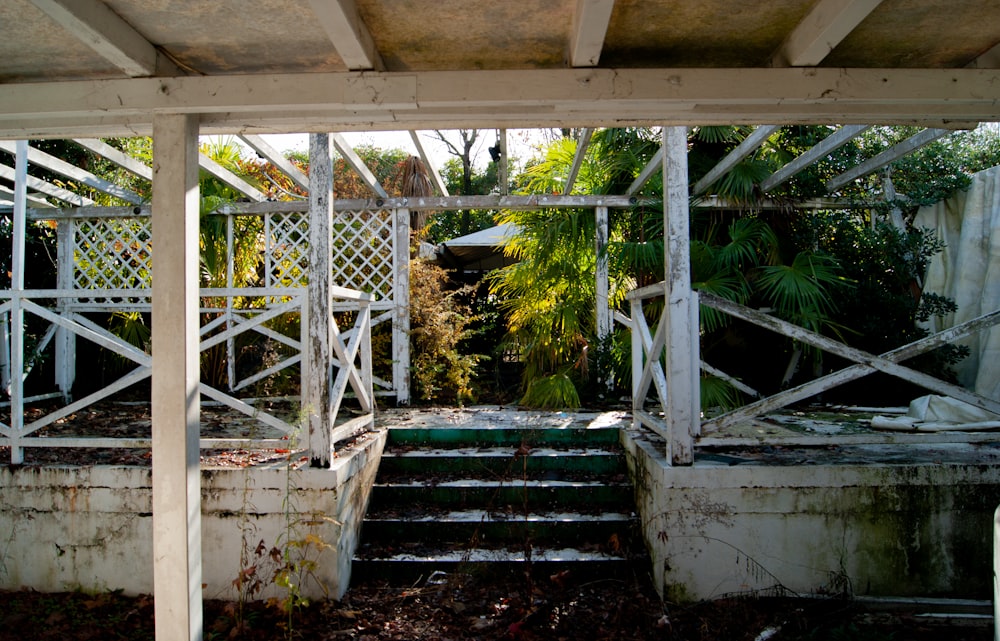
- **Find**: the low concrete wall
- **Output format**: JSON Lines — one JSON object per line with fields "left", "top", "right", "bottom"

{"left": 0, "top": 430, "right": 385, "bottom": 600}
{"left": 622, "top": 428, "right": 1000, "bottom": 603}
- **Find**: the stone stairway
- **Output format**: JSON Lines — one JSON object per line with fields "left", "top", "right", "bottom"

{"left": 352, "top": 409, "right": 649, "bottom": 583}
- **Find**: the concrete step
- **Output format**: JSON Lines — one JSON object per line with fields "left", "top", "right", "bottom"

{"left": 368, "top": 479, "right": 634, "bottom": 510}
{"left": 354, "top": 410, "right": 645, "bottom": 586}
{"left": 377, "top": 446, "right": 625, "bottom": 476}
{"left": 386, "top": 424, "right": 621, "bottom": 448}
{"left": 361, "top": 508, "right": 637, "bottom": 545}
{"left": 352, "top": 545, "right": 645, "bottom": 583}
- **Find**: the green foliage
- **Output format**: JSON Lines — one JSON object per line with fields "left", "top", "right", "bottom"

{"left": 798, "top": 211, "right": 967, "bottom": 399}
{"left": 700, "top": 374, "right": 743, "bottom": 412}
{"left": 410, "top": 259, "right": 485, "bottom": 404}
{"left": 520, "top": 373, "right": 581, "bottom": 409}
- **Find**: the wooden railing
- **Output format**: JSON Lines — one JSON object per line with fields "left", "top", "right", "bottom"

{"left": 621, "top": 281, "right": 1000, "bottom": 466}
{"left": 0, "top": 286, "right": 373, "bottom": 464}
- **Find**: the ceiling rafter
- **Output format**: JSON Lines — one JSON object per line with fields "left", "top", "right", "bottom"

{"left": 307, "top": 0, "right": 383, "bottom": 71}
{"left": 27, "top": 0, "right": 158, "bottom": 77}
{"left": 0, "top": 163, "right": 93, "bottom": 207}
{"left": 771, "top": 0, "right": 884, "bottom": 67}
{"left": 563, "top": 128, "right": 594, "bottom": 194}
{"left": 0, "top": 184, "right": 53, "bottom": 208}
{"left": 760, "top": 124, "right": 870, "bottom": 192}
{"left": 969, "top": 41, "right": 1000, "bottom": 68}
{"left": 73, "top": 138, "right": 153, "bottom": 181}
{"left": 692, "top": 125, "right": 780, "bottom": 196}
{"left": 626, "top": 147, "right": 663, "bottom": 197}
{"left": 198, "top": 153, "right": 267, "bottom": 202}
{"left": 825, "top": 127, "right": 955, "bottom": 192}
{"left": 409, "top": 132, "right": 449, "bottom": 197}
{"left": 331, "top": 133, "right": 389, "bottom": 199}
{"left": 569, "top": 0, "right": 616, "bottom": 67}
{"left": 0, "top": 140, "right": 143, "bottom": 204}
{"left": 239, "top": 134, "right": 310, "bottom": 191}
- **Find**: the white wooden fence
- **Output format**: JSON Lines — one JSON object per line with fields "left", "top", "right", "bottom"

{"left": 0, "top": 205, "right": 391, "bottom": 464}
{"left": 622, "top": 282, "right": 1000, "bottom": 465}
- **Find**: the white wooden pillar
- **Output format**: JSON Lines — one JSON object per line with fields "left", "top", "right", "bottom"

{"left": 662, "top": 126, "right": 698, "bottom": 466}
{"left": 150, "top": 113, "right": 203, "bottom": 641}
{"left": 595, "top": 205, "right": 612, "bottom": 392}
{"left": 7, "top": 141, "right": 28, "bottom": 464}
{"left": 498, "top": 129, "right": 508, "bottom": 195}
{"left": 305, "top": 133, "right": 334, "bottom": 467}
{"left": 994, "top": 504, "right": 1000, "bottom": 641}
{"left": 55, "top": 219, "right": 75, "bottom": 400}
{"left": 392, "top": 206, "right": 410, "bottom": 405}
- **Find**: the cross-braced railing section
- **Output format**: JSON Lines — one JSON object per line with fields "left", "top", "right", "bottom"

{"left": 697, "top": 292, "right": 1000, "bottom": 437}
{"left": 621, "top": 280, "right": 1000, "bottom": 465}
{"left": 0, "top": 205, "right": 388, "bottom": 464}
{"left": 0, "top": 286, "right": 373, "bottom": 464}
{"left": 618, "top": 281, "right": 700, "bottom": 465}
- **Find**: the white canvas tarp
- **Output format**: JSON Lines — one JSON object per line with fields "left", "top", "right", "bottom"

{"left": 913, "top": 164, "right": 1000, "bottom": 400}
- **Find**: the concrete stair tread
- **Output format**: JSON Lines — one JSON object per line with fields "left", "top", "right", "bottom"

{"left": 383, "top": 446, "right": 620, "bottom": 457}
{"left": 376, "top": 478, "right": 629, "bottom": 488}
{"left": 364, "top": 508, "right": 635, "bottom": 523}
{"left": 356, "top": 546, "right": 629, "bottom": 563}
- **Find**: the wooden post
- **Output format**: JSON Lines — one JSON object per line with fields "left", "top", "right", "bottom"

{"left": 392, "top": 206, "right": 410, "bottom": 405}
{"left": 150, "top": 113, "right": 202, "bottom": 641}
{"left": 305, "top": 133, "right": 334, "bottom": 467}
{"left": 498, "top": 129, "right": 508, "bottom": 195}
{"left": 662, "top": 126, "right": 697, "bottom": 466}
{"left": 8, "top": 140, "right": 28, "bottom": 464}
{"left": 630, "top": 297, "right": 644, "bottom": 427}
{"left": 55, "top": 219, "right": 75, "bottom": 401}
{"left": 994, "top": 504, "right": 1000, "bottom": 641}
{"left": 595, "top": 205, "right": 612, "bottom": 393}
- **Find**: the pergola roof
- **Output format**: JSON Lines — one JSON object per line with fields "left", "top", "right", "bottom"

{"left": 1, "top": 0, "right": 999, "bottom": 138}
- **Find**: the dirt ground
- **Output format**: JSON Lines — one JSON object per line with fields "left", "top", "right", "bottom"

{"left": 0, "top": 570, "right": 992, "bottom": 641}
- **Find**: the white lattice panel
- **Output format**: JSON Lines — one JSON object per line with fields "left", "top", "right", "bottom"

{"left": 73, "top": 218, "right": 152, "bottom": 290}
{"left": 265, "top": 209, "right": 394, "bottom": 303}
{"left": 265, "top": 212, "right": 309, "bottom": 289}
{"left": 331, "top": 209, "right": 394, "bottom": 300}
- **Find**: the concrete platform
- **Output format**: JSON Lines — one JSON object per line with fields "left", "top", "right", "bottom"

{"left": 621, "top": 408, "right": 1000, "bottom": 603}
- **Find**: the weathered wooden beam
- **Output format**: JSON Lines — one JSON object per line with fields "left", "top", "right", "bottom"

{"left": 73, "top": 138, "right": 153, "bottom": 181}
{"left": 27, "top": 0, "right": 158, "bottom": 77}
{"left": 198, "top": 152, "right": 266, "bottom": 202}
{"left": 760, "top": 124, "right": 870, "bottom": 192}
{"left": 150, "top": 112, "right": 202, "bottom": 641}
{"left": 2, "top": 68, "right": 996, "bottom": 138}
{"left": 627, "top": 148, "right": 663, "bottom": 197}
{"left": 392, "top": 207, "right": 410, "bottom": 404}
{"left": 331, "top": 132, "right": 389, "bottom": 199}
{"left": 409, "top": 132, "right": 449, "bottom": 197}
{"left": 238, "top": 134, "right": 310, "bottom": 191}
{"left": 564, "top": 128, "right": 593, "bottom": 195}
{"left": 772, "top": 0, "right": 884, "bottom": 67}
{"left": 569, "top": 0, "right": 616, "bottom": 67}
{"left": 306, "top": 0, "right": 383, "bottom": 70}
{"left": 0, "top": 163, "right": 93, "bottom": 207}
{"left": 305, "top": 133, "right": 334, "bottom": 467}
{"left": 825, "top": 127, "right": 954, "bottom": 192}
{"left": 662, "top": 125, "right": 698, "bottom": 465}
{"left": 0, "top": 140, "right": 143, "bottom": 204}
{"left": 692, "top": 125, "right": 780, "bottom": 196}
{"left": 0, "top": 184, "right": 52, "bottom": 208}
